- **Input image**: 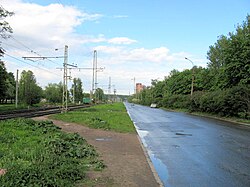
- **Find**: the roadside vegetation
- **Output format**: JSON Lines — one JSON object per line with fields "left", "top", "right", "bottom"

{"left": 0, "top": 118, "right": 105, "bottom": 186}
{"left": 129, "top": 16, "right": 250, "bottom": 121}
{"left": 51, "top": 102, "right": 135, "bottom": 133}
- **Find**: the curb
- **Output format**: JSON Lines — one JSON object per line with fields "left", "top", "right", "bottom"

{"left": 124, "top": 102, "right": 164, "bottom": 187}
{"left": 136, "top": 134, "right": 164, "bottom": 187}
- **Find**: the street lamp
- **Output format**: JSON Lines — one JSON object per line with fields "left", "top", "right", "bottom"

{"left": 185, "top": 57, "right": 195, "bottom": 96}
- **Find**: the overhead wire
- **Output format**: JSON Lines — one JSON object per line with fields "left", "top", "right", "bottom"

{"left": 4, "top": 53, "right": 62, "bottom": 77}
{"left": 10, "top": 36, "right": 61, "bottom": 66}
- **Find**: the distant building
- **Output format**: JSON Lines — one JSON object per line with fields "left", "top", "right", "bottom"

{"left": 136, "top": 83, "right": 145, "bottom": 93}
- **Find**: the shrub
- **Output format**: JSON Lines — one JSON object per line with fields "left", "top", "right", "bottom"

{"left": 189, "top": 86, "right": 250, "bottom": 119}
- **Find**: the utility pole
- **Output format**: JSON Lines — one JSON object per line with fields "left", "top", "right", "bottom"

{"left": 94, "top": 50, "right": 98, "bottom": 92}
{"left": 73, "top": 81, "right": 75, "bottom": 104}
{"left": 91, "top": 50, "right": 103, "bottom": 102}
{"left": 61, "top": 46, "right": 77, "bottom": 112}
{"left": 185, "top": 57, "right": 195, "bottom": 96}
{"left": 15, "top": 69, "right": 18, "bottom": 108}
{"left": 108, "top": 77, "right": 111, "bottom": 102}
{"left": 23, "top": 45, "right": 79, "bottom": 112}
{"left": 62, "top": 45, "right": 68, "bottom": 111}
{"left": 92, "top": 50, "right": 96, "bottom": 98}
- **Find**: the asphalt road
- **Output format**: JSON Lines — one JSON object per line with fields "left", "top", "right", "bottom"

{"left": 124, "top": 102, "right": 250, "bottom": 187}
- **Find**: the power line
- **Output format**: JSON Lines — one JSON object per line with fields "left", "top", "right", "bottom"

{"left": 1, "top": 41, "right": 27, "bottom": 52}
{"left": 10, "top": 36, "right": 61, "bottom": 66}
{"left": 10, "top": 36, "right": 34, "bottom": 53}
{"left": 4, "top": 53, "right": 61, "bottom": 77}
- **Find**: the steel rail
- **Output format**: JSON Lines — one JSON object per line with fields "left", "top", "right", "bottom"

{"left": 0, "top": 104, "right": 91, "bottom": 120}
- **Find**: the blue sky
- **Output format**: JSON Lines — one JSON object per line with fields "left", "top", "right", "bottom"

{"left": 1, "top": 0, "right": 249, "bottom": 95}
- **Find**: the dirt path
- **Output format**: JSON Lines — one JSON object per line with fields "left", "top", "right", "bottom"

{"left": 34, "top": 116, "right": 161, "bottom": 187}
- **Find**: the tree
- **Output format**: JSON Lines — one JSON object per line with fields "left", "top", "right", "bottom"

{"left": 94, "top": 88, "right": 104, "bottom": 102}
{"left": 0, "top": 6, "right": 14, "bottom": 56}
{"left": 70, "top": 78, "right": 83, "bottom": 104}
{"left": 19, "top": 70, "right": 43, "bottom": 105}
{"left": 44, "top": 83, "right": 63, "bottom": 103}
{"left": 224, "top": 16, "right": 250, "bottom": 86}
{"left": 0, "top": 60, "right": 8, "bottom": 103}
{"left": 165, "top": 69, "right": 193, "bottom": 95}
{"left": 207, "top": 15, "right": 250, "bottom": 88}
{"left": 5, "top": 72, "right": 15, "bottom": 103}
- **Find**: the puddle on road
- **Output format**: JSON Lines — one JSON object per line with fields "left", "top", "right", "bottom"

{"left": 175, "top": 132, "right": 192, "bottom": 136}
{"left": 95, "top": 138, "right": 112, "bottom": 141}
{"left": 135, "top": 128, "right": 170, "bottom": 186}
{"left": 148, "top": 152, "right": 169, "bottom": 186}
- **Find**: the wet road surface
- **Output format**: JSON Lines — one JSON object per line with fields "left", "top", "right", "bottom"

{"left": 125, "top": 103, "right": 250, "bottom": 187}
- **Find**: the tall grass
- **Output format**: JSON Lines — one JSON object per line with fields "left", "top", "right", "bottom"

{"left": 0, "top": 118, "right": 105, "bottom": 186}
{"left": 51, "top": 102, "right": 135, "bottom": 133}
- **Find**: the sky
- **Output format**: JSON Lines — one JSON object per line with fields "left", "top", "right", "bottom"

{"left": 1, "top": 0, "right": 249, "bottom": 95}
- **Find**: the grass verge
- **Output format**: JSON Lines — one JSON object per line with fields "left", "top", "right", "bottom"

{"left": 0, "top": 118, "right": 105, "bottom": 186}
{"left": 50, "top": 102, "right": 135, "bottom": 133}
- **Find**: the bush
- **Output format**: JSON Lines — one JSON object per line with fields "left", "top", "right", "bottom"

{"left": 162, "top": 94, "right": 190, "bottom": 109}
{"left": 189, "top": 85, "right": 250, "bottom": 119}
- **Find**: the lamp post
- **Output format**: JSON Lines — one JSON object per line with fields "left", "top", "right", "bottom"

{"left": 185, "top": 57, "right": 194, "bottom": 96}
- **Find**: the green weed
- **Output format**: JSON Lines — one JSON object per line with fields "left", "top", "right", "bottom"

{"left": 0, "top": 118, "right": 105, "bottom": 186}
{"left": 51, "top": 102, "right": 135, "bottom": 133}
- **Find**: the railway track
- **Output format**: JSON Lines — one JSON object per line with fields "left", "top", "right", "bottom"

{"left": 0, "top": 104, "right": 91, "bottom": 120}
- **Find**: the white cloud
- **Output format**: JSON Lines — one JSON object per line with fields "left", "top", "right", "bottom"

{"left": 95, "top": 45, "right": 187, "bottom": 64}
{"left": 2, "top": 0, "right": 103, "bottom": 48}
{"left": 108, "top": 37, "right": 137, "bottom": 45}
{"left": 95, "top": 45, "right": 123, "bottom": 54}
{"left": 113, "top": 15, "right": 128, "bottom": 18}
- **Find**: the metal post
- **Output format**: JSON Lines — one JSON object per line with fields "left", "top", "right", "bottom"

{"left": 185, "top": 57, "right": 195, "bottom": 96}
{"left": 73, "top": 82, "right": 75, "bottom": 104}
{"left": 94, "top": 50, "right": 98, "bottom": 92}
{"left": 108, "top": 77, "right": 111, "bottom": 102}
{"left": 92, "top": 50, "right": 95, "bottom": 98}
{"left": 62, "top": 45, "right": 68, "bottom": 112}
{"left": 191, "top": 68, "right": 194, "bottom": 96}
{"left": 15, "top": 69, "right": 18, "bottom": 108}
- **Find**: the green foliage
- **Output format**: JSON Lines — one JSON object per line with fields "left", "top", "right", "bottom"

{"left": 94, "top": 88, "right": 105, "bottom": 102}
{"left": 0, "top": 118, "right": 105, "bottom": 186}
{"left": 162, "top": 94, "right": 190, "bottom": 109}
{"left": 70, "top": 78, "right": 84, "bottom": 104}
{"left": 207, "top": 15, "right": 250, "bottom": 88}
{"left": 5, "top": 72, "right": 16, "bottom": 102}
{"left": 18, "top": 70, "right": 43, "bottom": 105}
{"left": 51, "top": 103, "right": 135, "bottom": 133}
{"left": 0, "top": 61, "right": 8, "bottom": 101}
{"left": 44, "top": 82, "right": 63, "bottom": 103}
{"left": 0, "top": 6, "right": 14, "bottom": 40}
{"left": 0, "top": 6, "right": 14, "bottom": 58}
{"left": 165, "top": 69, "right": 192, "bottom": 95}
{"left": 188, "top": 86, "right": 250, "bottom": 118}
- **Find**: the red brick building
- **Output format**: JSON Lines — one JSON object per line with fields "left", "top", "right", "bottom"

{"left": 136, "top": 83, "right": 145, "bottom": 93}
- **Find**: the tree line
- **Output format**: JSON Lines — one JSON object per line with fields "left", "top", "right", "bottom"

{"left": 0, "top": 64, "right": 89, "bottom": 106}
{"left": 130, "top": 16, "right": 250, "bottom": 119}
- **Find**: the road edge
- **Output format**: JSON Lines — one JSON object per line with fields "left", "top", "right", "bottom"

{"left": 124, "top": 102, "right": 164, "bottom": 187}
{"left": 136, "top": 134, "right": 164, "bottom": 187}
